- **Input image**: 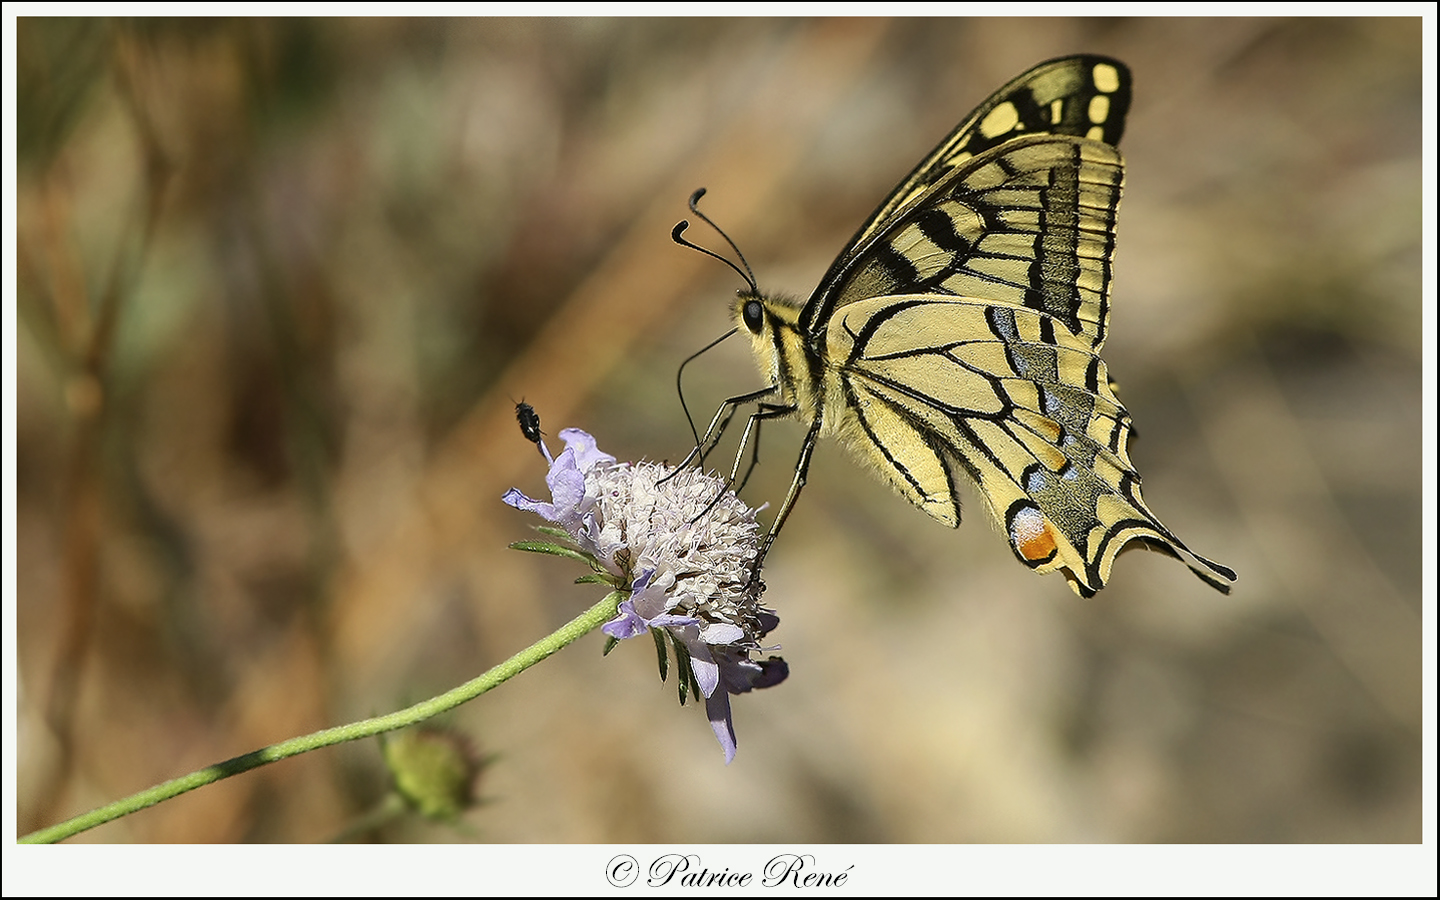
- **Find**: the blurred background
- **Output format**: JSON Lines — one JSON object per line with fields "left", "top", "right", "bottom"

{"left": 14, "top": 17, "right": 1422, "bottom": 842}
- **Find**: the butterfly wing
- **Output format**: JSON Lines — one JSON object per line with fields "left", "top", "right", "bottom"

{"left": 815, "top": 134, "right": 1234, "bottom": 595}
{"left": 819, "top": 135, "right": 1124, "bottom": 353}
{"left": 803, "top": 55, "right": 1132, "bottom": 340}
{"left": 828, "top": 293, "right": 1234, "bottom": 597}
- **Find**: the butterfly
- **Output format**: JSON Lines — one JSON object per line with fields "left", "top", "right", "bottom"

{"left": 676, "top": 55, "right": 1236, "bottom": 597}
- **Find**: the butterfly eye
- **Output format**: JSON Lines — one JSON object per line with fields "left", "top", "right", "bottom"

{"left": 742, "top": 298, "right": 765, "bottom": 334}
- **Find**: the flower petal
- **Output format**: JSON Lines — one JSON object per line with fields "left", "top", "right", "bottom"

{"left": 603, "top": 599, "right": 649, "bottom": 640}
{"left": 500, "top": 487, "right": 552, "bottom": 519}
{"left": 705, "top": 689, "right": 737, "bottom": 765}
{"left": 544, "top": 454, "right": 587, "bottom": 517}
{"left": 686, "top": 641, "right": 720, "bottom": 698}
{"left": 700, "top": 622, "right": 745, "bottom": 645}
{"left": 558, "top": 428, "right": 616, "bottom": 473}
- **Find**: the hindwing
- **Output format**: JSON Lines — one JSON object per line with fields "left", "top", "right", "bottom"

{"left": 826, "top": 295, "right": 1234, "bottom": 597}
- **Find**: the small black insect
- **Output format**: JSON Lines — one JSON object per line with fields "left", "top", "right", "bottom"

{"left": 515, "top": 400, "right": 543, "bottom": 446}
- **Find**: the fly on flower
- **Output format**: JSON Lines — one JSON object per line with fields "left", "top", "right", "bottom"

{"left": 513, "top": 400, "right": 547, "bottom": 458}
{"left": 503, "top": 425, "right": 788, "bottom": 763}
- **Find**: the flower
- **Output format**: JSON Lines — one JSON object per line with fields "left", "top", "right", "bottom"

{"left": 504, "top": 428, "right": 788, "bottom": 763}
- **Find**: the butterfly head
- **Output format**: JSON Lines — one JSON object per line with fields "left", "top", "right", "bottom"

{"left": 731, "top": 289, "right": 819, "bottom": 423}
{"left": 732, "top": 289, "right": 803, "bottom": 340}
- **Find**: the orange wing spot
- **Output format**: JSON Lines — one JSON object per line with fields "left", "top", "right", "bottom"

{"left": 1010, "top": 506, "right": 1058, "bottom": 562}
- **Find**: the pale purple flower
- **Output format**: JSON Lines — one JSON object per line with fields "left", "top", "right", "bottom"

{"left": 504, "top": 428, "right": 787, "bottom": 763}
{"left": 502, "top": 428, "right": 615, "bottom": 562}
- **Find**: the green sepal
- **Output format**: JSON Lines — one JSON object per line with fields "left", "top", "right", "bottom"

{"left": 651, "top": 628, "right": 669, "bottom": 682}
{"left": 669, "top": 633, "right": 696, "bottom": 706}
{"left": 602, "top": 635, "right": 619, "bottom": 657}
{"left": 680, "top": 634, "right": 701, "bottom": 705}
{"left": 533, "top": 525, "right": 575, "bottom": 543}
{"left": 508, "top": 540, "right": 598, "bottom": 568}
{"left": 574, "top": 572, "right": 613, "bottom": 586}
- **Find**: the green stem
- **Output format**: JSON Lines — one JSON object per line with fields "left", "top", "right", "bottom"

{"left": 20, "top": 590, "right": 625, "bottom": 844}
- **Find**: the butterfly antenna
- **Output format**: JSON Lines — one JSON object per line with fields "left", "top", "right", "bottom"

{"left": 671, "top": 220, "right": 757, "bottom": 297}
{"left": 667, "top": 189, "right": 760, "bottom": 477}
{"left": 682, "top": 187, "right": 758, "bottom": 293}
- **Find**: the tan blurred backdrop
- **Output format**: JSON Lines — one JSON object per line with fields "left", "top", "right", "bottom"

{"left": 15, "top": 17, "right": 1422, "bottom": 842}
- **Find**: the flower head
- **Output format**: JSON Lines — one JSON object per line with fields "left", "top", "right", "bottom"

{"left": 504, "top": 428, "right": 787, "bottom": 763}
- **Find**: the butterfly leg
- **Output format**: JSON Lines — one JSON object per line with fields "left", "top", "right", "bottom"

{"left": 688, "top": 399, "right": 795, "bottom": 524}
{"left": 750, "top": 414, "right": 825, "bottom": 582}
{"left": 732, "top": 402, "right": 792, "bottom": 494}
{"left": 697, "top": 400, "right": 745, "bottom": 469}
{"left": 659, "top": 386, "right": 775, "bottom": 486}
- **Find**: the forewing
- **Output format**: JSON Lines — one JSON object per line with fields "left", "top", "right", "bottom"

{"left": 827, "top": 295, "right": 1237, "bottom": 597}
{"left": 804, "top": 135, "right": 1124, "bottom": 352}
{"left": 804, "top": 56, "right": 1131, "bottom": 330}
